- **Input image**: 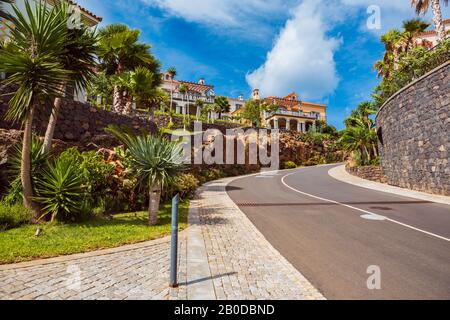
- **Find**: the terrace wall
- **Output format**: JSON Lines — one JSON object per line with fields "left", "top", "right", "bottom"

{"left": 376, "top": 61, "right": 450, "bottom": 196}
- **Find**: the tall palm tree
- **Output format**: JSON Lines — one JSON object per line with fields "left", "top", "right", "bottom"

{"left": 0, "top": 0, "right": 13, "bottom": 20}
{"left": 97, "top": 24, "right": 160, "bottom": 114}
{"left": 178, "top": 84, "right": 188, "bottom": 127}
{"left": 411, "top": 0, "right": 449, "bottom": 42}
{"left": 0, "top": 0, "right": 69, "bottom": 220}
{"left": 41, "top": 3, "right": 98, "bottom": 153}
{"left": 106, "top": 127, "right": 185, "bottom": 225}
{"left": 167, "top": 66, "right": 177, "bottom": 112}
{"left": 374, "top": 29, "right": 403, "bottom": 78}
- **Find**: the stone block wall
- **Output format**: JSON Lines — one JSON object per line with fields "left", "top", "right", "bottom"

{"left": 376, "top": 61, "right": 450, "bottom": 196}
{"left": 0, "top": 85, "right": 157, "bottom": 142}
{"left": 346, "top": 165, "right": 387, "bottom": 184}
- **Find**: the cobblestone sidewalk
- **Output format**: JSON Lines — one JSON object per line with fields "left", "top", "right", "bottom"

{"left": 187, "top": 176, "right": 325, "bottom": 300}
{"left": 0, "top": 235, "right": 187, "bottom": 300}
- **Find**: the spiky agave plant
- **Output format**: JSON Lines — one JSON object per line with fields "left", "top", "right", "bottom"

{"left": 34, "top": 156, "right": 83, "bottom": 222}
{"left": 106, "top": 125, "right": 186, "bottom": 225}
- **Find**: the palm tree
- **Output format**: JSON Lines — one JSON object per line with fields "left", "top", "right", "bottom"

{"left": 178, "top": 84, "right": 188, "bottom": 113}
{"left": 344, "top": 101, "right": 377, "bottom": 128}
{"left": 340, "top": 119, "right": 378, "bottom": 165}
{"left": 106, "top": 127, "right": 185, "bottom": 225}
{"left": 411, "top": 0, "right": 449, "bottom": 42}
{"left": 374, "top": 29, "right": 403, "bottom": 78}
{"left": 178, "top": 84, "right": 188, "bottom": 128}
{"left": 41, "top": 3, "right": 98, "bottom": 153}
{"left": 0, "top": 0, "right": 13, "bottom": 20}
{"left": 167, "top": 66, "right": 177, "bottom": 112}
{"left": 400, "top": 19, "right": 431, "bottom": 52}
{"left": 97, "top": 24, "right": 160, "bottom": 114}
{"left": 194, "top": 99, "right": 204, "bottom": 121}
{"left": 129, "top": 67, "right": 166, "bottom": 120}
{"left": 0, "top": 0, "right": 69, "bottom": 220}
{"left": 215, "top": 96, "right": 231, "bottom": 119}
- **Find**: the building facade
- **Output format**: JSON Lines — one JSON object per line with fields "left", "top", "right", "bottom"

{"left": 415, "top": 18, "right": 450, "bottom": 48}
{"left": 260, "top": 90, "right": 327, "bottom": 132}
{"left": 160, "top": 73, "right": 215, "bottom": 118}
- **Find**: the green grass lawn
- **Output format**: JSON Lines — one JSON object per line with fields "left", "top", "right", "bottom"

{"left": 0, "top": 200, "right": 189, "bottom": 265}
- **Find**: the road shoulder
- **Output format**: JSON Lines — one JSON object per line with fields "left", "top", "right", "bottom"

{"left": 328, "top": 165, "right": 450, "bottom": 206}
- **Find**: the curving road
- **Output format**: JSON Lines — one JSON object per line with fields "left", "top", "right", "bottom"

{"left": 227, "top": 164, "right": 450, "bottom": 300}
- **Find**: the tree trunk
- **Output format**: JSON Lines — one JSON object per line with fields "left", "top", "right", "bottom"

{"left": 170, "top": 80, "right": 174, "bottom": 112}
{"left": 42, "top": 84, "right": 66, "bottom": 154}
{"left": 148, "top": 106, "right": 155, "bottom": 121}
{"left": 112, "top": 86, "right": 123, "bottom": 113}
{"left": 123, "top": 92, "right": 133, "bottom": 115}
{"left": 22, "top": 106, "right": 40, "bottom": 221}
{"left": 148, "top": 185, "right": 161, "bottom": 226}
{"left": 431, "top": 0, "right": 446, "bottom": 42}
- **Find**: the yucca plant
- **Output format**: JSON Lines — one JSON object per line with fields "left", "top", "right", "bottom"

{"left": 0, "top": 0, "right": 70, "bottom": 220}
{"left": 34, "top": 156, "right": 83, "bottom": 222}
{"left": 106, "top": 125, "right": 185, "bottom": 225}
{"left": 41, "top": 1, "right": 98, "bottom": 153}
{"left": 0, "top": 0, "right": 13, "bottom": 20}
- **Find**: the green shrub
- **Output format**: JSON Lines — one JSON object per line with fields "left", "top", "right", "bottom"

{"left": 34, "top": 156, "right": 83, "bottom": 222}
{"left": 169, "top": 173, "right": 199, "bottom": 199}
{"left": 0, "top": 202, "right": 31, "bottom": 230}
{"left": 282, "top": 161, "right": 297, "bottom": 169}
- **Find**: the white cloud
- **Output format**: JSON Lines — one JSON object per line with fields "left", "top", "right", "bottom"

{"left": 141, "top": 0, "right": 295, "bottom": 27}
{"left": 246, "top": 0, "right": 342, "bottom": 101}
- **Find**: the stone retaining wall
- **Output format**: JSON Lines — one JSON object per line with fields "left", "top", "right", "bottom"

{"left": 345, "top": 165, "right": 387, "bottom": 184}
{"left": 0, "top": 85, "right": 157, "bottom": 142}
{"left": 376, "top": 61, "right": 450, "bottom": 196}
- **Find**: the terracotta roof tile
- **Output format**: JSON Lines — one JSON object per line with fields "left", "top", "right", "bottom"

{"left": 66, "top": 0, "right": 102, "bottom": 23}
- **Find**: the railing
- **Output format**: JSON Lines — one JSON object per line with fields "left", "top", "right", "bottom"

{"left": 172, "top": 93, "right": 214, "bottom": 104}
{"left": 266, "top": 110, "right": 320, "bottom": 120}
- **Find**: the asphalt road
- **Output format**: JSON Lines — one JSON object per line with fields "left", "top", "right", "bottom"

{"left": 227, "top": 164, "right": 450, "bottom": 300}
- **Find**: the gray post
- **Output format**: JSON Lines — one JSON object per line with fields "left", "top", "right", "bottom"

{"left": 170, "top": 194, "right": 180, "bottom": 288}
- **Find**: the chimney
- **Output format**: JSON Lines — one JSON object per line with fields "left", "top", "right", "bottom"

{"left": 238, "top": 94, "right": 244, "bottom": 101}
{"left": 198, "top": 78, "right": 205, "bottom": 85}
{"left": 252, "top": 89, "right": 260, "bottom": 100}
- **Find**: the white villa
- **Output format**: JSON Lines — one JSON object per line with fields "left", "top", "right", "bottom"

{"left": 160, "top": 73, "right": 216, "bottom": 118}
{"left": 415, "top": 18, "right": 450, "bottom": 48}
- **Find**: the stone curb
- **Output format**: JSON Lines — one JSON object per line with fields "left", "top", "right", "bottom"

{"left": 328, "top": 165, "right": 450, "bottom": 206}
{"left": 186, "top": 193, "right": 216, "bottom": 300}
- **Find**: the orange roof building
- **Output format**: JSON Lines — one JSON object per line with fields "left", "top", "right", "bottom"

{"left": 415, "top": 18, "right": 450, "bottom": 48}
{"left": 258, "top": 90, "right": 327, "bottom": 132}
{"left": 160, "top": 73, "right": 215, "bottom": 117}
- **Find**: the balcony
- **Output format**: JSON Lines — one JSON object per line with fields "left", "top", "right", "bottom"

{"left": 265, "top": 109, "right": 320, "bottom": 120}
{"left": 172, "top": 92, "right": 214, "bottom": 104}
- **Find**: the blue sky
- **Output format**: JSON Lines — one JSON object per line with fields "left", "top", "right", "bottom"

{"left": 77, "top": 0, "right": 450, "bottom": 129}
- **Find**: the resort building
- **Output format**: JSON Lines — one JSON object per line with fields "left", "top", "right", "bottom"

{"left": 415, "top": 18, "right": 450, "bottom": 48}
{"left": 0, "top": 0, "right": 102, "bottom": 103}
{"left": 220, "top": 95, "right": 245, "bottom": 119}
{"left": 160, "top": 73, "right": 215, "bottom": 118}
{"left": 253, "top": 89, "right": 327, "bottom": 132}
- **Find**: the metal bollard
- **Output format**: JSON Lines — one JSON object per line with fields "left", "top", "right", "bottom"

{"left": 169, "top": 194, "right": 180, "bottom": 288}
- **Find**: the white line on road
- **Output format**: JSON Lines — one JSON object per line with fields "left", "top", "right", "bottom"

{"left": 281, "top": 171, "right": 450, "bottom": 243}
